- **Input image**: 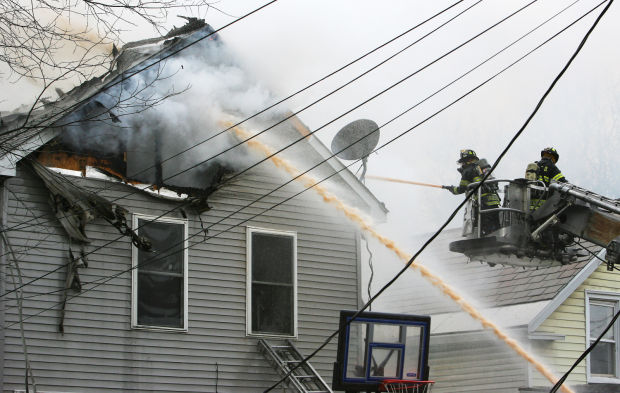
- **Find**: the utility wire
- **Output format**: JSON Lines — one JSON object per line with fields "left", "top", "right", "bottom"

{"left": 550, "top": 308, "right": 620, "bottom": 392}
{"left": 0, "top": 0, "right": 280, "bottom": 139}
{"left": 5, "top": 0, "right": 604, "bottom": 330}
{"left": 0, "top": 0, "right": 478, "bottom": 236}
{"left": 263, "top": 1, "right": 612, "bottom": 390}
{"left": 0, "top": 0, "right": 524, "bottom": 268}
{"left": 114, "top": 0, "right": 474, "bottom": 183}
{"left": 1, "top": 0, "right": 471, "bottom": 182}
{"left": 1, "top": 0, "right": 508, "bottom": 297}
{"left": 128, "top": 0, "right": 521, "bottom": 189}
{"left": 2, "top": 0, "right": 592, "bottom": 306}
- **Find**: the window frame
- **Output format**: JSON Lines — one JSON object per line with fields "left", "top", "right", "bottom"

{"left": 585, "top": 290, "right": 620, "bottom": 384}
{"left": 131, "top": 213, "right": 189, "bottom": 332}
{"left": 246, "top": 226, "right": 298, "bottom": 338}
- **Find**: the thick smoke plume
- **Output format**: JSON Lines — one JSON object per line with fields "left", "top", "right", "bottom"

{"left": 60, "top": 30, "right": 288, "bottom": 187}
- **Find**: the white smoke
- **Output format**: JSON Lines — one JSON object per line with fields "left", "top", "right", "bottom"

{"left": 59, "top": 30, "right": 297, "bottom": 189}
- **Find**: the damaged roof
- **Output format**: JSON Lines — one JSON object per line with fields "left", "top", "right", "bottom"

{"left": 0, "top": 18, "right": 216, "bottom": 177}
{"left": 0, "top": 18, "right": 387, "bottom": 220}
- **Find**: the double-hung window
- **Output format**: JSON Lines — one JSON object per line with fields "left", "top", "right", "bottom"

{"left": 247, "top": 227, "right": 297, "bottom": 337}
{"left": 132, "top": 214, "right": 188, "bottom": 331}
{"left": 586, "top": 291, "right": 620, "bottom": 383}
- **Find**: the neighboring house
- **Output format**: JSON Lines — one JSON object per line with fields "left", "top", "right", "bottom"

{"left": 0, "top": 20, "right": 387, "bottom": 392}
{"left": 374, "top": 228, "right": 620, "bottom": 393}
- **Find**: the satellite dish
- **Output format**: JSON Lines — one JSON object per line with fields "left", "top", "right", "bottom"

{"left": 331, "top": 119, "right": 380, "bottom": 160}
{"left": 330, "top": 119, "right": 380, "bottom": 182}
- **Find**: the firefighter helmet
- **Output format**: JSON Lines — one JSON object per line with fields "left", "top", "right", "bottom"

{"left": 458, "top": 149, "right": 478, "bottom": 163}
{"left": 541, "top": 147, "right": 559, "bottom": 162}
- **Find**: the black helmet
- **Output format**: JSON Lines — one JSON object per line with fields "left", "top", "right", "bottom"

{"left": 458, "top": 149, "right": 478, "bottom": 163}
{"left": 541, "top": 147, "right": 559, "bottom": 162}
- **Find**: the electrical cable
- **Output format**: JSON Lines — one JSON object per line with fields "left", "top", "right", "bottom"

{"left": 0, "top": 0, "right": 479, "bottom": 245}
{"left": 3, "top": 0, "right": 595, "bottom": 308}
{"left": 550, "top": 307, "right": 620, "bottom": 393}
{"left": 362, "top": 233, "right": 375, "bottom": 311}
{"left": 109, "top": 0, "right": 474, "bottom": 183}
{"left": 1, "top": 0, "right": 471, "bottom": 185}
{"left": 263, "top": 1, "right": 613, "bottom": 390}
{"left": 0, "top": 0, "right": 529, "bottom": 280}
{"left": 0, "top": 0, "right": 280, "bottom": 139}
{"left": 1, "top": 229, "right": 37, "bottom": 391}
{"left": 2, "top": 0, "right": 517, "bottom": 298}
{"left": 575, "top": 240, "right": 606, "bottom": 263}
{"left": 5, "top": 0, "right": 606, "bottom": 335}
{"left": 0, "top": 0, "right": 479, "bottom": 237}
{"left": 127, "top": 0, "right": 522, "bottom": 189}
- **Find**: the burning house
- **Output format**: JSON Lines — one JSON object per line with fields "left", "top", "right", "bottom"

{"left": 0, "top": 19, "right": 387, "bottom": 392}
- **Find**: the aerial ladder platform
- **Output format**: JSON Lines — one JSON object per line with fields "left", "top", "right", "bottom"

{"left": 258, "top": 339, "right": 334, "bottom": 393}
{"left": 449, "top": 179, "right": 620, "bottom": 269}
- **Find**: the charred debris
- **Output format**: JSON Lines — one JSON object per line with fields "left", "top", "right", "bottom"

{"left": 0, "top": 18, "right": 239, "bottom": 332}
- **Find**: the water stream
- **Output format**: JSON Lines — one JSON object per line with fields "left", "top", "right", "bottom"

{"left": 229, "top": 123, "right": 573, "bottom": 393}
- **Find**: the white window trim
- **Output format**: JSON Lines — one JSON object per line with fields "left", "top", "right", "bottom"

{"left": 14, "top": 391, "right": 76, "bottom": 393}
{"left": 246, "top": 226, "right": 298, "bottom": 338}
{"left": 131, "top": 213, "right": 189, "bottom": 332}
{"left": 585, "top": 290, "right": 620, "bottom": 384}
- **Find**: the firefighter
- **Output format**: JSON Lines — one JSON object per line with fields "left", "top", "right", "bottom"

{"left": 443, "top": 149, "right": 501, "bottom": 234}
{"left": 530, "top": 147, "right": 567, "bottom": 211}
{"left": 537, "top": 147, "right": 567, "bottom": 186}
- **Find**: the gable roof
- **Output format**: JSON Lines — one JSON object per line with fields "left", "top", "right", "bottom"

{"left": 375, "top": 228, "right": 602, "bottom": 330}
{"left": 528, "top": 249, "right": 606, "bottom": 333}
{"left": 0, "top": 19, "right": 387, "bottom": 221}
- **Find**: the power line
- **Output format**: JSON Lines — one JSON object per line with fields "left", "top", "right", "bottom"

{"left": 0, "top": 0, "right": 280, "bottom": 139}
{"left": 5, "top": 0, "right": 605, "bottom": 329}
{"left": 0, "top": 0, "right": 477, "bottom": 240}
{"left": 1, "top": 0, "right": 590, "bottom": 306}
{"left": 1, "top": 0, "right": 506, "bottom": 296}
{"left": 116, "top": 0, "right": 474, "bottom": 184}
{"left": 550, "top": 309, "right": 620, "bottom": 393}
{"left": 263, "top": 1, "right": 612, "bottom": 390}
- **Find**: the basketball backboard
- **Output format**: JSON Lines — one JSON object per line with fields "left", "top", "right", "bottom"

{"left": 332, "top": 310, "right": 431, "bottom": 392}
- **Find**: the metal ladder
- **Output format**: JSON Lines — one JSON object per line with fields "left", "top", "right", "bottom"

{"left": 257, "top": 339, "right": 333, "bottom": 393}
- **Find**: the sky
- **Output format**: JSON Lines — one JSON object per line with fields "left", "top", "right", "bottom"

{"left": 1, "top": 0, "right": 618, "bottom": 384}
{"left": 196, "top": 0, "right": 620, "bottom": 243}
{"left": 2, "top": 0, "right": 619, "bottom": 245}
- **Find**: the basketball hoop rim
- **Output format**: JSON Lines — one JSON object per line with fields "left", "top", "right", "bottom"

{"left": 378, "top": 379, "right": 435, "bottom": 391}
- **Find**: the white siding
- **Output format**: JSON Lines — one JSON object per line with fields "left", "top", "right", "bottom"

{"left": 2, "top": 163, "right": 362, "bottom": 392}
{"left": 429, "top": 330, "right": 529, "bottom": 393}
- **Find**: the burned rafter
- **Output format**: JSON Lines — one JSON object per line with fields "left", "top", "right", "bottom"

{"left": 28, "top": 160, "right": 152, "bottom": 332}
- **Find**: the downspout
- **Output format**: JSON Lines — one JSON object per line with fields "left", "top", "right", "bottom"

{"left": 0, "top": 176, "right": 7, "bottom": 392}
{"left": 355, "top": 230, "right": 363, "bottom": 309}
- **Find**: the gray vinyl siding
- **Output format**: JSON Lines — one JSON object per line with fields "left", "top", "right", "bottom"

{"left": 2, "top": 163, "right": 362, "bottom": 392}
{"left": 429, "top": 330, "right": 529, "bottom": 393}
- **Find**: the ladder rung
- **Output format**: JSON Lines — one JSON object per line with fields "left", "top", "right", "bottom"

{"left": 258, "top": 339, "right": 333, "bottom": 393}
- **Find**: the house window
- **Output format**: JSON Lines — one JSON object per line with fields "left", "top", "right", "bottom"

{"left": 247, "top": 227, "right": 297, "bottom": 337}
{"left": 132, "top": 215, "right": 188, "bottom": 331}
{"left": 586, "top": 291, "right": 620, "bottom": 382}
